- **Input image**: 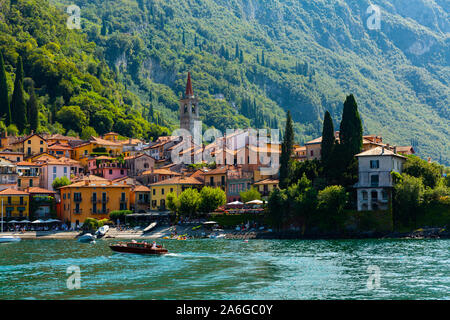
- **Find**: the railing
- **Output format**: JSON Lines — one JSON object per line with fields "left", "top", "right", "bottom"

{"left": 91, "top": 196, "right": 109, "bottom": 203}
{"left": 73, "top": 197, "right": 82, "bottom": 203}
{"left": 73, "top": 208, "right": 82, "bottom": 214}
{"left": 4, "top": 200, "right": 28, "bottom": 205}
{"left": 356, "top": 171, "right": 393, "bottom": 188}
{"left": 91, "top": 208, "right": 109, "bottom": 214}
{"left": 119, "top": 198, "right": 128, "bottom": 203}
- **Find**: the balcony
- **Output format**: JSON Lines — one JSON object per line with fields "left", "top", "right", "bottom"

{"left": 5, "top": 200, "right": 28, "bottom": 206}
{"left": 91, "top": 196, "right": 109, "bottom": 203}
{"left": 73, "top": 208, "right": 82, "bottom": 214}
{"left": 91, "top": 208, "right": 109, "bottom": 214}
{"left": 74, "top": 197, "right": 82, "bottom": 203}
{"left": 119, "top": 198, "right": 128, "bottom": 203}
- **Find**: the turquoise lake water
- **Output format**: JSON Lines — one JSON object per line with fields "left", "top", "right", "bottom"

{"left": 0, "top": 239, "right": 448, "bottom": 299}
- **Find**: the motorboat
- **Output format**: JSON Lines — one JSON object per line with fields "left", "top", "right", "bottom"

{"left": 95, "top": 225, "right": 109, "bottom": 238}
{"left": 109, "top": 241, "right": 168, "bottom": 255}
{"left": 78, "top": 233, "right": 96, "bottom": 243}
{"left": 0, "top": 235, "right": 21, "bottom": 243}
{"left": 143, "top": 222, "right": 157, "bottom": 233}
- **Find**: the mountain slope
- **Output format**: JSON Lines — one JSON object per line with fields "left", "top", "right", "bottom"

{"left": 47, "top": 0, "right": 450, "bottom": 164}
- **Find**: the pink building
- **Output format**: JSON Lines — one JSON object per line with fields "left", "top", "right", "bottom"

{"left": 88, "top": 156, "right": 128, "bottom": 180}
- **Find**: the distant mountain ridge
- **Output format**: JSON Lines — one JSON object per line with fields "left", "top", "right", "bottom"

{"left": 45, "top": 0, "right": 449, "bottom": 165}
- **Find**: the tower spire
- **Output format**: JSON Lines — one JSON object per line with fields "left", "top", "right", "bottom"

{"left": 185, "top": 72, "right": 193, "bottom": 97}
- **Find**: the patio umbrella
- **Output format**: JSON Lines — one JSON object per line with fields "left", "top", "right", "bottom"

{"left": 8, "top": 220, "right": 19, "bottom": 223}
{"left": 17, "top": 220, "right": 31, "bottom": 223}
{"left": 32, "top": 219, "right": 43, "bottom": 224}
{"left": 246, "top": 199, "right": 263, "bottom": 204}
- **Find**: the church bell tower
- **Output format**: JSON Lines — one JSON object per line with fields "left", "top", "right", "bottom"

{"left": 179, "top": 72, "right": 199, "bottom": 134}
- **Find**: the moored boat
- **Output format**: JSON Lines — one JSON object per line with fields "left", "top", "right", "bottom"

{"left": 0, "top": 235, "right": 21, "bottom": 243}
{"left": 78, "top": 233, "right": 96, "bottom": 243}
{"left": 95, "top": 225, "right": 109, "bottom": 238}
{"left": 109, "top": 241, "right": 168, "bottom": 255}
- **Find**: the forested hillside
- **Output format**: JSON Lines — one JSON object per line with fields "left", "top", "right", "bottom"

{"left": 1, "top": 0, "right": 448, "bottom": 164}
{"left": 0, "top": 0, "right": 169, "bottom": 140}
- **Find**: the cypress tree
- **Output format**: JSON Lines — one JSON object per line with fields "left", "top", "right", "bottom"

{"left": 279, "top": 110, "right": 294, "bottom": 189}
{"left": 235, "top": 43, "right": 239, "bottom": 59}
{"left": 11, "top": 57, "right": 27, "bottom": 133}
{"left": 0, "top": 52, "right": 11, "bottom": 125}
{"left": 321, "top": 111, "right": 335, "bottom": 179}
{"left": 27, "top": 84, "right": 38, "bottom": 132}
{"left": 182, "top": 30, "right": 186, "bottom": 46}
{"left": 239, "top": 50, "right": 244, "bottom": 63}
{"left": 336, "top": 94, "right": 363, "bottom": 186}
{"left": 261, "top": 51, "right": 265, "bottom": 66}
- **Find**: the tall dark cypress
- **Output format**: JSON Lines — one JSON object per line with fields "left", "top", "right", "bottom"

{"left": 339, "top": 94, "right": 363, "bottom": 160}
{"left": 279, "top": 110, "right": 294, "bottom": 189}
{"left": 321, "top": 111, "right": 335, "bottom": 164}
{"left": 0, "top": 52, "right": 11, "bottom": 125}
{"left": 11, "top": 56, "right": 27, "bottom": 133}
{"left": 27, "top": 84, "right": 39, "bottom": 132}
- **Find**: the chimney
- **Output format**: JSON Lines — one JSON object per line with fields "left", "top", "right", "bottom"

{"left": 381, "top": 146, "right": 385, "bottom": 154}
{"left": 394, "top": 146, "right": 397, "bottom": 154}
{"left": 84, "top": 180, "right": 89, "bottom": 186}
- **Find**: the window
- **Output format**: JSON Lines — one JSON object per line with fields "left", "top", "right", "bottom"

{"left": 371, "top": 191, "right": 378, "bottom": 200}
{"left": 370, "top": 160, "right": 379, "bottom": 169}
{"left": 170, "top": 188, "right": 173, "bottom": 193}
{"left": 53, "top": 167, "right": 56, "bottom": 173}
{"left": 161, "top": 188, "right": 165, "bottom": 195}
{"left": 40, "top": 148, "right": 43, "bottom": 153}
{"left": 40, "top": 140, "right": 43, "bottom": 145}
{"left": 382, "top": 190, "right": 388, "bottom": 200}
{"left": 109, "top": 169, "right": 113, "bottom": 175}
{"left": 64, "top": 167, "right": 67, "bottom": 174}
{"left": 7, "top": 196, "right": 11, "bottom": 204}
{"left": 28, "top": 147, "right": 31, "bottom": 154}
{"left": 120, "top": 169, "right": 124, "bottom": 175}
{"left": 17, "top": 157, "right": 20, "bottom": 162}
{"left": 29, "top": 179, "right": 33, "bottom": 187}
{"left": 362, "top": 191, "right": 368, "bottom": 200}
{"left": 153, "top": 189, "right": 155, "bottom": 195}
{"left": 20, "top": 197, "right": 23, "bottom": 205}
{"left": 18, "top": 179, "right": 21, "bottom": 187}
{"left": 121, "top": 193, "right": 125, "bottom": 201}
{"left": 210, "top": 177, "right": 214, "bottom": 185}
{"left": 370, "top": 175, "right": 379, "bottom": 187}
{"left": 310, "top": 150, "right": 314, "bottom": 156}
{"left": 221, "top": 176, "right": 225, "bottom": 186}
{"left": 28, "top": 140, "right": 31, "bottom": 144}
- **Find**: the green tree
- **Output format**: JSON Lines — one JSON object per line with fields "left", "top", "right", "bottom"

{"left": 287, "top": 174, "right": 318, "bottom": 232}
{"left": 240, "top": 187, "right": 262, "bottom": 203}
{"left": 199, "top": 186, "right": 226, "bottom": 213}
{"left": 403, "top": 155, "right": 441, "bottom": 189}
{"left": 167, "top": 192, "right": 179, "bottom": 213}
{"left": 279, "top": 110, "right": 294, "bottom": 188}
{"left": 92, "top": 109, "right": 114, "bottom": 134}
{"left": 178, "top": 188, "right": 201, "bottom": 216}
{"left": 11, "top": 57, "right": 27, "bottom": 133}
{"left": 27, "top": 84, "right": 39, "bottom": 132}
{"left": 6, "top": 124, "right": 18, "bottom": 136}
{"left": 336, "top": 94, "right": 363, "bottom": 186}
{"left": 0, "top": 52, "right": 11, "bottom": 125}
{"left": 321, "top": 110, "right": 335, "bottom": 180}
{"left": 267, "top": 188, "right": 287, "bottom": 231}
{"left": 393, "top": 174, "right": 424, "bottom": 229}
{"left": 81, "top": 126, "right": 98, "bottom": 140}
{"left": 52, "top": 176, "right": 71, "bottom": 189}
{"left": 56, "top": 105, "right": 87, "bottom": 133}
{"left": 317, "top": 185, "right": 348, "bottom": 231}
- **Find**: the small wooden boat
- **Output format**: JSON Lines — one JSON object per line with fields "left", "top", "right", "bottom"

{"left": 109, "top": 241, "right": 168, "bottom": 255}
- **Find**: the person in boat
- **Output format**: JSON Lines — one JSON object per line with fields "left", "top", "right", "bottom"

{"left": 151, "top": 241, "right": 157, "bottom": 249}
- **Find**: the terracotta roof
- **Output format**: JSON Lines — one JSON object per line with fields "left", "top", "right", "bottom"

{"left": 45, "top": 157, "right": 80, "bottom": 166}
{"left": 396, "top": 146, "right": 415, "bottom": 154}
{"left": 10, "top": 133, "right": 45, "bottom": 145}
{"left": 254, "top": 179, "right": 279, "bottom": 185}
{"left": 48, "top": 143, "right": 72, "bottom": 151}
{"left": 119, "top": 138, "right": 142, "bottom": 145}
{"left": 59, "top": 180, "right": 131, "bottom": 188}
{"left": 16, "top": 161, "right": 42, "bottom": 167}
{"left": 203, "top": 166, "right": 228, "bottom": 175}
{"left": 0, "top": 150, "right": 24, "bottom": 155}
{"left": 0, "top": 188, "right": 29, "bottom": 195}
{"left": 150, "top": 175, "right": 203, "bottom": 186}
{"left": 89, "top": 136, "right": 122, "bottom": 147}
{"left": 25, "top": 187, "right": 56, "bottom": 194}
{"left": 355, "top": 146, "right": 407, "bottom": 158}
{"left": 45, "top": 134, "right": 80, "bottom": 141}
{"left": 134, "top": 185, "right": 150, "bottom": 192}
{"left": 103, "top": 132, "right": 119, "bottom": 136}
{"left": 142, "top": 169, "right": 181, "bottom": 176}
{"left": 73, "top": 175, "right": 109, "bottom": 182}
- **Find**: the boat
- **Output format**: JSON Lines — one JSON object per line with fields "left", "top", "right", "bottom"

{"left": 0, "top": 236, "right": 21, "bottom": 243}
{"left": 109, "top": 241, "right": 168, "bottom": 255}
{"left": 0, "top": 199, "right": 21, "bottom": 243}
{"left": 78, "top": 233, "right": 96, "bottom": 243}
{"left": 95, "top": 225, "right": 109, "bottom": 237}
{"left": 143, "top": 222, "right": 157, "bottom": 233}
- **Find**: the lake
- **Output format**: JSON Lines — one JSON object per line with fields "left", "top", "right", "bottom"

{"left": 0, "top": 239, "right": 448, "bottom": 299}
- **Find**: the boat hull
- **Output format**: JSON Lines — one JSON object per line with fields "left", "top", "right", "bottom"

{"left": 109, "top": 245, "right": 168, "bottom": 255}
{"left": 0, "top": 236, "right": 21, "bottom": 243}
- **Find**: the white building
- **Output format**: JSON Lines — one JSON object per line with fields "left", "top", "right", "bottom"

{"left": 355, "top": 146, "right": 406, "bottom": 211}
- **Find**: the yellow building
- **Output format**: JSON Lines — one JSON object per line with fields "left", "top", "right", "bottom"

{"left": 9, "top": 133, "right": 48, "bottom": 158}
{"left": 203, "top": 166, "right": 228, "bottom": 190}
{"left": 59, "top": 180, "right": 132, "bottom": 228}
{"left": 17, "top": 161, "right": 42, "bottom": 190}
{"left": 72, "top": 137, "right": 123, "bottom": 162}
{"left": 149, "top": 176, "right": 203, "bottom": 211}
{"left": 0, "top": 188, "right": 30, "bottom": 219}
{"left": 254, "top": 179, "right": 279, "bottom": 198}
{"left": 102, "top": 132, "right": 119, "bottom": 142}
